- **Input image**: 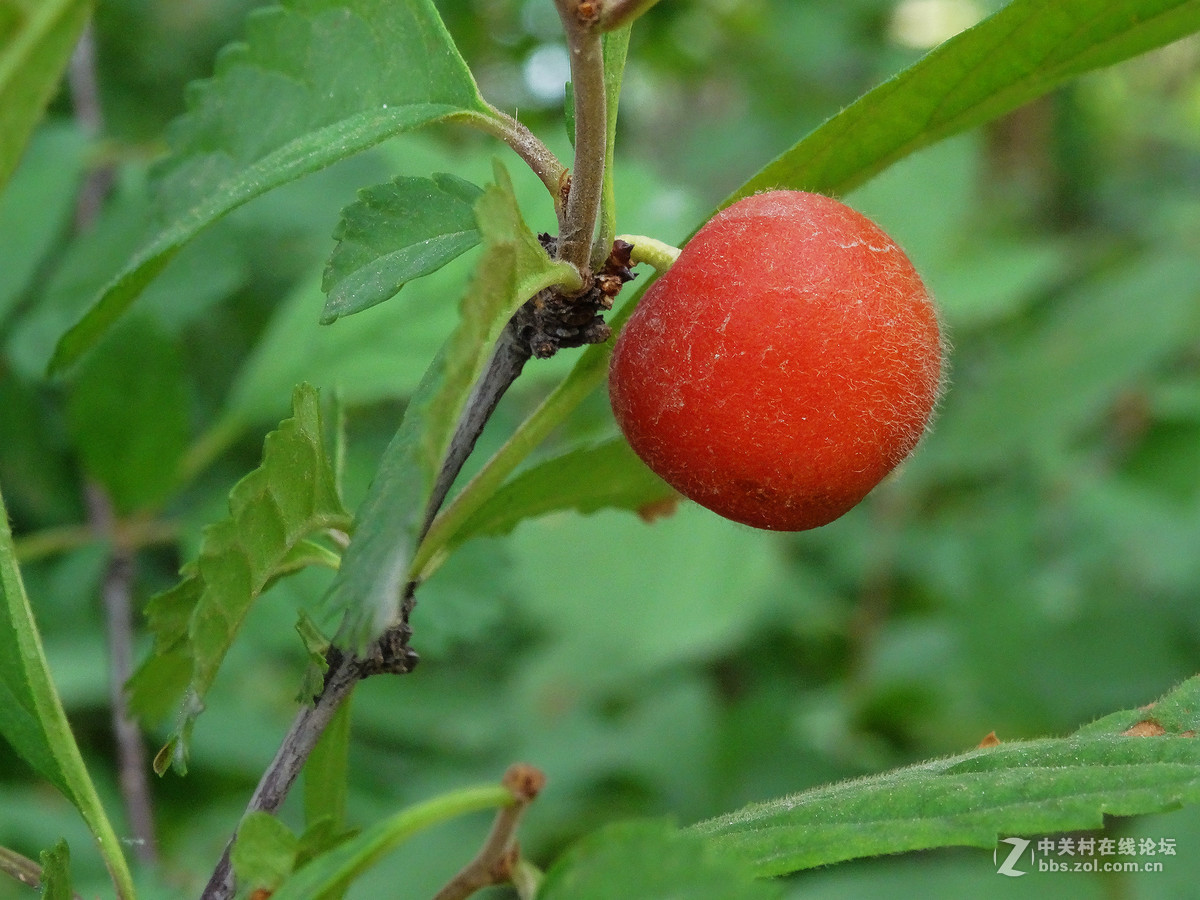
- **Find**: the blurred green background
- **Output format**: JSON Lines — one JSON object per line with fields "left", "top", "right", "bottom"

{"left": 3, "top": 0, "right": 1200, "bottom": 897}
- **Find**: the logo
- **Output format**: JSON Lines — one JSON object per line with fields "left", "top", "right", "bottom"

{"left": 995, "top": 837, "right": 1030, "bottom": 877}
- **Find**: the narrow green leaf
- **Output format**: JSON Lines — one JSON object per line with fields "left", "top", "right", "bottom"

{"left": 448, "top": 438, "right": 676, "bottom": 551}
{"left": 271, "top": 783, "right": 513, "bottom": 900}
{"left": 729, "top": 0, "right": 1200, "bottom": 202}
{"left": 321, "top": 173, "right": 484, "bottom": 322}
{"left": 37, "top": 840, "right": 70, "bottom": 900}
{"left": 232, "top": 813, "right": 301, "bottom": 894}
{"left": 128, "top": 383, "right": 350, "bottom": 772}
{"left": 693, "top": 676, "right": 1200, "bottom": 876}
{"left": 538, "top": 820, "right": 778, "bottom": 900}
{"left": 596, "top": 25, "right": 631, "bottom": 255}
{"left": 326, "top": 162, "right": 581, "bottom": 650}
{"left": 0, "top": 486, "right": 135, "bottom": 898}
{"left": 0, "top": 0, "right": 91, "bottom": 191}
{"left": 305, "top": 698, "right": 352, "bottom": 834}
{"left": 49, "top": 0, "right": 498, "bottom": 372}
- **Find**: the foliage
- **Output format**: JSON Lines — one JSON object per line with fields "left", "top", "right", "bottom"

{"left": 697, "top": 676, "right": 1200, "bottom": 875}
{"left": 2, "top": 0, "right": 1200, "bottom": 898}
{"left": 0, "top": 486, "right": 133, "bottom": 897}
{"left": 127, "top": 383, "right": 349, "bottom": 774}
{"left": 0, "top": 0, "right": 90, "bottom": 190}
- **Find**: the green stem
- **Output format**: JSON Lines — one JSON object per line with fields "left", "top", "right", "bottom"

{"left": 616, "top": 233, "right": 681, "bottom": 271}
{"left": 271, "top": 784, "right": 515, "bottom": 900}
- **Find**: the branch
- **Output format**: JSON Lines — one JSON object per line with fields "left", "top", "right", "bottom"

{"left": 431, "top": 764, "right": 546, "bottom": 900}
{"left": 554, "top": 0, "right": 607, "bottom": 270}
{"left": 68, "top": 21, "right": 116, "bottom": 231}
{"left": 421, "top": 324, "right": 532, "bottom": 539}
{"left": 199, "top": 316, "right": 540, "bottom": 899}
{"left": 0, "top": 846, "right": 85, "bottom": 900}
{"left": 462, "top": 108, "right": 569, "bottom": 225}
{"left": 85, "top": 485, "right": 159, "bottom": 866}
{"left": 199, "top": 8, "right": 625, "bottom": 894}
{"left": 71, "top": 23, "right": 159, "bottom": 867}
{"left": 199, "top": 619, "right": 419, "bottom": 900}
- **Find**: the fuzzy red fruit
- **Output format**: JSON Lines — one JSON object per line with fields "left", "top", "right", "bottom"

{"left": 608, "top": 190, "right": 943, "bottom": 531}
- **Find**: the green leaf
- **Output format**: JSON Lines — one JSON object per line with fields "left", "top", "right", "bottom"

{"left": 305, "top": 698, "right": 352, "bottom": 834}
{"left": 295, "top": 609, "right": 332, "bottom": 703}
{"left": 49, "top": 0, "right": 498, "bottom": 372}
{"left": 231, "top": 812, "right": 301, "bottom": 895}
{"left": 729, "top": 0, "right": 1200, "bottom": 201}
{"left": 37, "top": 840, "right": 70, "bottom": 900}
{"left": 0, "top": 0, "right": 91, "bottom": 191}
{"left": 321, "top": 173, "right": 484, "bottom": 323}
{"left": 326, "top": 162, "right": 581, "bottom": 650}
{"left": 65, "top": 315, "right": 189, "bottom": 513}
{"left": 0, "top": 486, "right": 135, "bottom": 898}
{"left": 692, "top": 676, "right": 1200, "bottom": 876}
{"left": 597, "top": 25, "right": 631, "bottom": 254}
{"left": 538, "top": 820, "right": 778, "bottom": 900}
{"left": 271, "top": 782, "right": 512, "bottom": 900}
{"left": 916, "top": 252, "right": 1200, "bottom": 478}
{"left": 0, "top": 123, "right": 88, "bottom": 325}
{"left": 128, "top": 383, "right": 350, "bottom": 773}
{"left": 219, "top": 266, "right": 458, "bottom": 431}
{"left": 449, "top": 438, "right": 676, "bottom": 551}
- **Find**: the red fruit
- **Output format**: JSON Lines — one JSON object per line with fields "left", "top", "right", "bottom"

{"left": 608, "top": 190, "right": 943, "bottom": 531}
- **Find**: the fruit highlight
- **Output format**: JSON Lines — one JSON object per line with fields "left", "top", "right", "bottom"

{"left": 608, "top": 190, "right": 943, "bottom": 531}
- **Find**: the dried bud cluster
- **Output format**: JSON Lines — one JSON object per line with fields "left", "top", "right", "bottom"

{"left": 513, "top": 237, "right": 635, "bottom": 358}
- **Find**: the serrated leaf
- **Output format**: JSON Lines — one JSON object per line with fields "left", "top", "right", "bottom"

{"left": 538, "top": 820, "right": 778, "bottom": 900}
{"left": 128, "top": 383, "right": 350, "bottom": 772}
{"left": 729, "top": 0, "right": 1200, "bottom": 202}
{"left": 321, "top": 173, "right": 484, "bottom": 322}
{"left": 231, "top": 812, "right": 300, "bottom": 894}
{"left": 0, "top": 486, "right": 134, "bottom": 898}
{"left": 49, "top": 0, "right": 500, "bottom": 372}
{"left": 692, "top": 676, "right": 1200, "bottom": 876}
{"left": 450, "top": 438, "right": 676, "bottom": 550}
{"left": 0, "top": 0, "right": 91, "bottom": 191}
{"left": 326, "top": 162, "right": 581, "bottom": 650}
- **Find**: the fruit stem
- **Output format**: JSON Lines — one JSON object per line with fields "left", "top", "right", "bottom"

{"left": 616, "top": 233, "right": 681, "bottom": 271}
